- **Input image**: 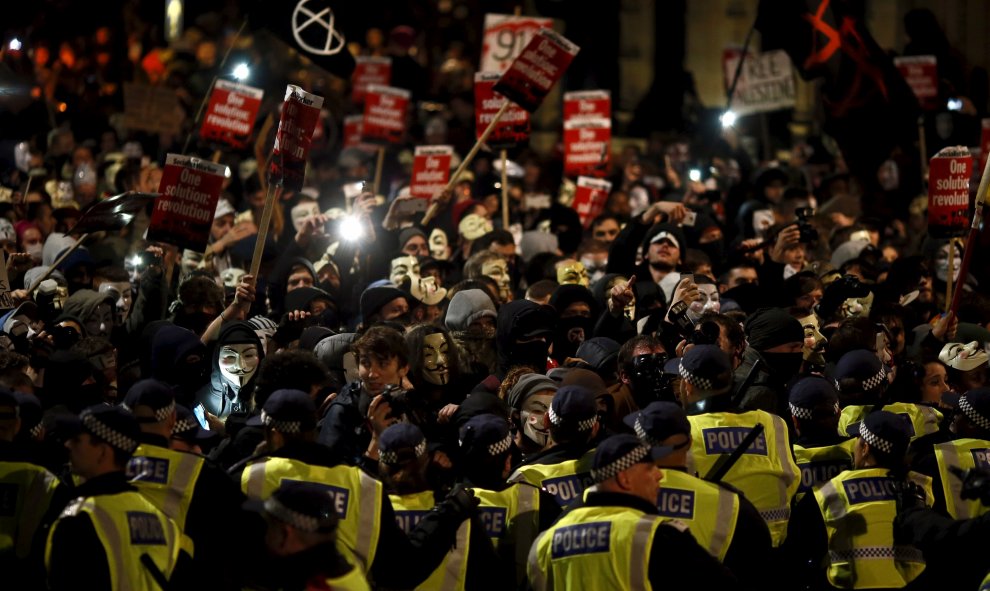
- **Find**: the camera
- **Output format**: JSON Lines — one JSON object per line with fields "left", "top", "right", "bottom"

{"left": 667, "top": 300, "right": 696, "bottom": 339}
{"left": 794, "top": 207, "right": 819, "bottom": 244}
{"left": 687, "top": 321, "right": 721, "bottom": 346}
{"left": 379, "top": 384, "right": 409, "bottom": 418}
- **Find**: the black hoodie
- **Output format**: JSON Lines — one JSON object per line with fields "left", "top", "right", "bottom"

{"left": 495, "top": 300, "right": 556, "bottom": 380}
{"left": 196, "top": 322, "right": 265, "bottom": 419}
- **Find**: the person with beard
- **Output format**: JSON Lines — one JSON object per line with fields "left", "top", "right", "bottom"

{"left": 733, "top": 307, "right": 806, "bottom": 417}
{"left": 508, "top": 386, "right": 602, "bottom": 508}
{"left": 197, "top": 322, "right": 265, "bottom": 422}
{"left": 456, "top": 414, "right": 561, "bottom": 588}
{"left": 676, "top": 345, "right": 800, "bottom": 548}
{"left": 378, "top": 423, "right": 507, "bottom": 591}
{"left": 444, "top": 289, "right": 498, "bottom": 377}
{"left": 605, "top": 201, "right": 688, "bottom": 285}
{"left": 548, "top": 285, "right": 598, "bottom": 365}
{"left": 493, "top": 300, "right": 556, "bottom": 384}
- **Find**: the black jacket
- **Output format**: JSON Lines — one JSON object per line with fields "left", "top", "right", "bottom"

{"left": 317, "top": 381, "right": 371, "bottom": 462}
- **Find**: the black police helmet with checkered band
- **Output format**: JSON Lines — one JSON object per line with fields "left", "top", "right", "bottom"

{"left": 788, "top": 376, "right": 840, "bottom": 421}
{"left": 663, "top": 344, "right": 733, "bottom": 393}
{"left": 623, "top": 401, "right": 690, "bottom": 447}
{"left": 171, "top": 405, "right": 214, "bottom": 442}
{"left": 834, "top": 349, "right": 887, "bottom": 396}
{"left": 459, "top": 413, "right": 512, "bottom": 458}
{"left": 378, "top": 422, "right": 427, "bottom": 465}
{"left": 547, "top": 385, "right": 598, "bottom": 432}
{"left": 59, "top": 405, "right": 141, "bottom": 455}
{"left": 246, "top": 389, "right": 316, "bottom": 433}
{"left": 848, "top": 410, "right": 911, "bottom": 459}
{"left": 122, "top": 379, "right": 176, "bottom": 423}
{"left": 591, "top": 434, "right": 673, "bottom": 484}
{"left": 245, "top": 480, "right": 340, "bottom": 534}
{"left": 942, "top": 388, "right": 990, "bottom": 435}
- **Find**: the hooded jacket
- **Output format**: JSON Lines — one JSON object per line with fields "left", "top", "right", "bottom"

{"left": 150, "top": 324, "right": 209, "bottom": 406}
{"left": 496, "top": 300, "right": 556, "bottom": 380}
{"left": 61, "top": 289, "right": 115, "bottom": 336}
{"left": 444, "top": 289, "right": 497, "bottom": 332}
{"left": 196, "top": 322, "right": 265, "bottom": 419}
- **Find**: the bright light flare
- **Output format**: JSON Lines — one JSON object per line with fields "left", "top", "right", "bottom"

{"left": 8, "top": 38, "right": 22, "bottom": 51}
{"left": 232, "top": 63, "right": 250, "bottom": 81}
{"left": 720, "top": 110, "right": 737, "bottom": 128}
{"left": 339, "top": 215, "right": 364, "bottom": 242}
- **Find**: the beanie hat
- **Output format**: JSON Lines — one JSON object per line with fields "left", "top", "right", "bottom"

{"left": 744, "top": 307, "right": 804, "bottom": 351}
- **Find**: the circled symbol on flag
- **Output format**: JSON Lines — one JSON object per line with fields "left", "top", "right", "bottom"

{"left": 292, "top": 0, "right": 346, "bottom": 56}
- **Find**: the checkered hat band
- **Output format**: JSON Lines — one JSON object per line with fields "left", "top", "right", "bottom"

{"left": 82, "top": 412, "right": 137, "bottom": 454}
{"left": 679, "top": 362, "right": 713, "bottom": 391}
{"left": 633, "top": 418, "right": 662, "bottom": 447}
{"left": 380, "top": 438, "right": 427, "bottom": 465}
{"left": 172, "top": 416, "right": 200, "bottom": 436}
{"left": 789, "top": 403, "right": 814, "bottom": 420}
{"left": 260, "top": 410, "right": 301, "bottom": 434}
{"left": 862, "top": 366, "right": 887, "bottom": 392}
{"left": 859, "top": 423, "right": 893, "bottom": 454}
{"left": 153, "top": 401, "right": 175, "bottom": 422}
{"left": 547, "top": 406, "right": 596, "bottom": 432}
{"left": 959, "top": 397, "right": 990, "bottom": 431}
{"left": 264, "top": 496, "right": 320, "bottom": 532}
{"left": 591, "top": 445, "right": 650, "bottom": 483}
{"left": 487, "top": 433, "right": 512, "bottom": 456}
{"left": 29, "top": 423, "right": 43, "bottom": 438}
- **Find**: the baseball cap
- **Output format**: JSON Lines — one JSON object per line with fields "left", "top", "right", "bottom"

{"left": 591, "top": 434, "right": 672, "bottom": 483}
{"left": 246, "top": 389, "right": 316, "bottom": 433}
{"left": 847, "top": 410, "right": 911, "bottom": 458}
{"left": 122, "top": 379, "right": 176, "bottom": 423}
{"left": 575, "top": 337, "right": 620, "bottom": 372}
{"left": 941, "top": 388, "right": 990, "bottom": 433}
{"left": 246, "top": 481, "right": 340, "bottom": 533}
{"left": 58, "top": 405, "right": 141, "bottom": 455}
{"left": 834, "top": 349, "right": 887, "bottom": 395}
{"left": 378, "top": 423, "right": 427, "bottom": 465}
{"left": 663, "top": 345, "right": 733, "bottom": 392}
{"left": 547, "top": 385, "right": 598, "bottom": 432}
{"left": 788, "top": 376, "right": 840, "bottom": 420}
{"left": 458, "top": 414, "right": 512, "bottom": 458}
{"left": 623, "top": 401, "right": 691, "bottom": 447}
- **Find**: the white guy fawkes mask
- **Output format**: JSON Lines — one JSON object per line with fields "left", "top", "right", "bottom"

{"left": 459, "top": 213, "right": 493, "bottom": 241}
{"left": 799, "top": 313, "right": 826, "bottom": 364}
{"left": 291, "top": 201, "right": 321, "bottom": 233}
{"left": 422, "top": 332, "right": 450, "bottom": 386}
{"left": 482, "top": 258, "right": 511, "bottom": 302}
{"left": 219, "top": 343, "right": 260, "bottom": 388}
{"left": 391, "top": 255, "right": 421, "bottom": 287}
{"left": 221, "top": 268, "right": 247, "bottom": 288}
{"left": 429, "top": 228, "right": 450, "bottom": 260}
{"left": 935, "top": 243, "right": 962, "bottom": 284}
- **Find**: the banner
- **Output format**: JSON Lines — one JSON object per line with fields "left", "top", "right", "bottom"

{"left": 200, "top": 79, "right": 264, "bottom": 149}
{"left": 493, "top": 28, "right": 580, "bottom": 113}
{"left": 563, "top": 90, "right": 611, "bottom": 121}
{"left": 474, "top": 72, "right": 531, "bottom": 147}
{"left": 361, "top": 84, "right": 410, "bottom": 144}
{"left": 927, "top": 148, "right": 971, "bottom": 238}
{"left": 564, "top": 118, "right": 611, "bottom": 178}
{"left": 69, "top": 192, "right": 157, "bottom": 235}
{"left": 269, "top": 85, "right": 325, "bottom": 191}
{"left": 481, "top": 14, "right": 555, "bottom": 74}
{"left": 722, "top": 49, "right": 796, "bottom": 115}
{"left": 573, "top": 176, "right": 612, "bottom": 228}
{"left": 352, "top": 56, "right": 392, "bottom": 103}
{"left": 410, "top": 146, "right": 453, "bottom": 200}
{"left": 893, "top": 55, "right": 938, "bottom": 110}
{"left": 343, "top": 114, "right": 364, "bottom": 148}
{"left": 148, "top": 155, "right": 226, "bottom": 252}
{"left": 123, "top": 83, "right": 183, "bottom": 135}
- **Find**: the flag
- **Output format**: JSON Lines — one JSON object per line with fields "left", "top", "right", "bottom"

{"left": 68, "top": 192, "right": 157, "bottom": 235}
{"left": 756, "top": 0, "right": 919, "bottom": 178}
{"left": 250, "top": 0, "right": 357, "bottom": 78}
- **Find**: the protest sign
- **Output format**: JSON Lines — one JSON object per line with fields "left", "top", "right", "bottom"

{"left": 148, "top": 155, "right": 226, "bottom": 252}
{"left": 722, "top": 49, "right": 796, "bottom": 115}
{"left": 563, "top": 90, "right": 611, "bottom": 121}
{"left": 474, "top": 72, "right": 531, "bottom": 147}
{"left": 493, "top": 28, "right": 580, "bottom": 113}
{"left": 343, "top": 114, "right": 365, "bottom": 148}
{"left": 352, "top": 56, "right": 392, "bottom": 103}
{"left": 123, "top": 83, "right": 184, "bottom": 135}
{"left": 200, "top": 79, "right": 264, "bottom": 149}
{"left": 480, "top": 14, "right": 554, "bottom": 74}
{"left": 927, "top": 147, "right": 971, "bottom": 238}
{"left": 894, "top": 55, "right": 938, "bottom": 110}
{"left": 362, "top": 84, "right": 410, "bottom": 144}
{"left": 410, "top": 146, "right": 453, "bottom": 200}
{"left": 573, "top": 176, "right": 612, "bottom": 228}
{"left": 269, "top": 85, "right": 325, "bottom": 191}
{"left": 564, "top": 118, "right": 611, "bottom": 178}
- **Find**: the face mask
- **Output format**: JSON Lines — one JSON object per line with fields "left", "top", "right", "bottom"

{"left": 522, "top": 416, "right": 549, "bottom": 448}
{"left": 482, "top": 258, "right": 511, "bottom": 302}
{"left": 761, "top": 352, "right": 804, "bottom": 383}
{"left": 507, "top": 340, "right": 549, "bottom": 373}
{"left": 422, "top": 333, "right": 450, "bottom": 386}
{"left": 429, "top": 228, "right": 450, "bottom": 260}
{"left": 218, "top": 343, "right": 260, "bottom": 387}
{"left": 629, "top": 353, "right": 672, "bottom": 407}
{"left": 935, "top": 245, "right": 962, "bottom": 283}
{"left": 552, "top": 316, "right": 593, "bottom": 363}
{"left": 291, "top": 202, "right": 321, "bottom": 233}
{"left": 390, "top": 255, "right": 421, "bottom": 287}
{"left": 25, "top": 242, "right": 43, "bottom": 262}
{"left": 557, "top": 262, "right": 590, "bottom": 287}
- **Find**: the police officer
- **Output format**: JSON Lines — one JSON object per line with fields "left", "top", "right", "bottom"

{"left": 676, "top": 345, "right": 800, "bottom": 547}
{"left": 379, "top": 423, "right": 506, "bottom": 590}
{"left": 626, "top": 401, "right": 772, "bottom": 587}
{"left": 928, "top": 388, "right": 990, "bottom": 519}
{"left": 528, "top": 434, "right": 738, "bottom": 589}
{"left": 237, "top": 389, "right": 476, "bottom": 588}
{"left": 788, "top": 376, "right": 855, "bottom": 502}
{"left": 46, "top": 405, "right": 194, "bottom": 590}
{"left": 457, "top": 414, "right": 561, "bottom": 586}
{"left": 123, "top": 379, "right": 249, "bottom": 589}
{"left": 785, "top": 411, "right": 933, "bottom": 590}
{"left": 0, "top": 389, "right": 68, "bottom": 588}
{"left": 508, "top": 385, "right": 601, "bottom": 508}
{"left": 247, "top": 481, "right": 370, "bottom": 590}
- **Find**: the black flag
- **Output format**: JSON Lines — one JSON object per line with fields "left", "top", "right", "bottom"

{"left": 251, "top": 0, "right": 356, "bottom": 78}
{"left": 68, "top": 192, "right": 157, "bottom": 235}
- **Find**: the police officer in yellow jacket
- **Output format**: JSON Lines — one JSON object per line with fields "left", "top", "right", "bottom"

{"left": 528, "top": 434, "right": 738, "bottom": 590}
{"left": 235, "top": 389, "right": 477, "bottom": 589}
{"left": 123, "top": 379, "right": 251, "bottom": 589}
{"left": 925, "top": 388, "right": 990, "bottom": 519}
{"left": 784, "top": 411, "right": 933, "bottom": 590}
{"left": 788, "top": 376, "right": 856, "bottom": 502}
{"left": 675, "top": 345, "right": 800, "bottom": 547}
{"left": 625, "top": 401, "right": 772, "bottom": 588}
{"left": 246, "top": 480, "right": 371, "bottom": 590}
{"left": 508, "top": 385, "right": 601, "bottom": 508}
{"left": 46, "top": 405, "right": 194, "bottom": 591}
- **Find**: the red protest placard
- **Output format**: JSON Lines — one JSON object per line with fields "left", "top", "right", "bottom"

{"left": 927, "top": 148, "right": 971, "bottom": 238}
{"left": 563, "top": 90, "right": 611, "bottom": 121}
{"left": 573, "top": 176, "right": 612, "bottom": 228}
{"left": 148, "top": 154, "right": 226, "bottom": 252}
{"left": 480, "top": 14, "right": 554, "bottom": 75}
{"left": 493, "top": 28, "right": 580, "bottom": 113}
{"left": 564, "top": 118, "right": 611, "bottom": 178}
{"left": 894, "top": 55, "right": 938, "bottom": 110}
{"left": 475, "top": 72, "right": 530, "bottom": 148}
{"left": 269, "top": 85, "right": 324, "bottom": 191}
{"left": 352, "top": 56, "right": 392, "bottom": 104}
{"left": 362, "top": 84, "right": 410, "bottom": 145}
{"left": 343, "top": 115, "right": 364, "bottom": 148}
{"left": 410, "top": 146, "right": 453, "bottom": 200}
{"left": 200, "top": 79, "right": 263, "bottom": 149}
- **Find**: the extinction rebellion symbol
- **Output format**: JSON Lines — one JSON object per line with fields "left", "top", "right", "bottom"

{"left": 292, "top": 0, "right": 346, "bottom": 56}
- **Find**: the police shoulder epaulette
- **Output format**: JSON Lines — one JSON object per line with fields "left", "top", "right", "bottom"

{"left": 660, "top": 518, "right": 689, "bottom": 533}
{"left": 60, "top": 496, "right": 88, "bottom": 518}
